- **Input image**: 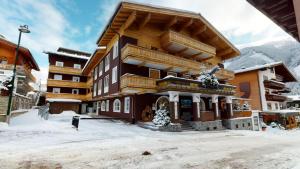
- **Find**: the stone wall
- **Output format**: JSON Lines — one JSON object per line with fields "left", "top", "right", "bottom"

{"left": 190, "top": 120, "right": 223, "bottom": 131}
{"left": 223, "top": 118, "right": 253, "bottom": 130}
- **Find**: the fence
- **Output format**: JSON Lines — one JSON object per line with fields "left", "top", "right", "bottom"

{"left": 38, "top": 104, "right": 49, "bottom": 120}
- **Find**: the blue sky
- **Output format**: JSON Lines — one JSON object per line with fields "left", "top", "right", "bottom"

{"left": 0, "top": 0, "right": 295, "bottom": 84}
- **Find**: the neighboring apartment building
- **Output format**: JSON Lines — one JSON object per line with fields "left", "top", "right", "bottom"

{"left": 0, "top": 36, "right": 40, "bottom": 121}
{"left": 45, "top": 47, "right": 92, "bottom": 114}
{"left": 247, "top": 0, "right": 300, "bottom": 42}
{"left": 81, "top": 1, "right": 256, "bottom": 130}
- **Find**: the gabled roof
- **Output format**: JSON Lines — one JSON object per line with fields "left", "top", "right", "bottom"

{"left": 0, "top": 38, "right": 40, "bottom": 71}
{"left": 234, "top": 61, "right": 297, "bottom": 82}
{"left": 96, "top": 1, "right": 240, "bottom": 59}
{"left": 44, "top": 50, "right": 91, "bottom": 60}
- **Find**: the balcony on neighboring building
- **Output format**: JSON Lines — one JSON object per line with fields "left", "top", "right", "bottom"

{"left": 49, "top": 65, "right": 82, "bottom": 75}
{"left": 120, "top": 73, "right": 157, "bottom": 94}
{"left": 47, "top": 79, "right": 88, "bottom": 89}
{"left": 160, "top": 30, "right": 216, "bottom": 61}
{"left": 46, "top": 93, "right": 88, "bottom": 101}
{"left": 121, "top": 44, "right": 234, "bottom": 80}
{"left": 156, "top": 76, "right": 236, "bottom": 95}
{"left": 264, "top": 79, "right": 285, "bottom": 89}
{"left": 265, "top": 93, "right": 287, "bottom": 102}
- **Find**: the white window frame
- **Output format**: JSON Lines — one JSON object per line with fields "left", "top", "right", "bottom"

{"left": 101, "top": 101, "right": 106, "bottom": 111}
{"left": 112, "top": 66, "right": 118, "bottom": 84}
{"left": 93, "top": 83, "right": 97, "bottom": 97}
{"left": 72, "top": 89, "right": 79, "bottom": 94}
{"left": 106, "top": 100, "right": 109, "bottom": 112}
{"left": 124, "top": 97, "right": 130, "bottom": 113}
{"left": 74, "top": 64, "right": 81, "bottom": 69}
{"left": 105, "top": 54, "right": 110, "bottom": 72}
{"left": 54, "top": 74, "right": 62, "bottom": 80}
{"left": 99, "top": 61, "right": 103, "bottom": 77}
{"left": 113, "top": 99, "right": 121, "bottom": 112}
{"left": 94, "top": 66, "right": 98, "bottom": 80}
{"left": 55, "top": 61, "right": 64, "bottom": 67}
{"left": 53, "top": 88, "right": 60, "bottom": 94}
{"left": 104, "top": 75, "right": 109, "bottom": 93}
{"left": 113, "top": 41, "right": 119, "bottom": 59}
{"left": 72, "top": 76, "right": 80, "bottom": 82}
{"left": 98, "top": 79, "right": 102, "bottom": 95}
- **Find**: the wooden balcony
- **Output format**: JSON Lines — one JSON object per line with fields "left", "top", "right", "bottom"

{"left": 265, "top": 93, "right": 287, "bottom": 102}
{"left": 87, "top": 77, "right": 93, "bottom": 88}
{"left": 0, "top": 64, "right": 36, "bottom": 82}
{"left": 121, "top": 44, "right": 234, "bottom": 80}
{"left": 120, "top": 73, "right": 157, "bottom": 94}
{"left": 157, "top": 76, "right": 236, "bottom": 95}
{"left": 47, "top": 79, "right": 88, "bottom": 89}
{"left": 161, "top": 30, "right": 216, "bottom": 60}
{"left": 46, "top": 93, "right": 88, "bottom": 101}
{"left": 233, "top": 111, "right": 252, "bottom": 118}
{"left": 85, "top": 92, "right": 92, "bottom": 101}
{"left": 264, "top": 80, "right": 285, "bottom": 89}
{"left": 49, "top": 65, "right": 82, "bottom": 75}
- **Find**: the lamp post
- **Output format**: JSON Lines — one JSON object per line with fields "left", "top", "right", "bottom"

{"left": 6, "top": 25, "right": 30, "bottom": 120}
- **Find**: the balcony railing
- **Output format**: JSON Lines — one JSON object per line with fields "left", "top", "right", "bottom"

{"left": 161, "top": 30, "right": 216, "bottom": 59}
{"left": 264, "top": 80, "right": 285, "bottom": 89}
{"left": 46, "top": 93, "right": 88, "bottom": 101}
{"left": 233, "top": 111, "right": 252, "bottom": 118}
{"left": 47, "top": 79, "right": 88, "bottom": 88}
{"left": 49, "top": 65, "right": 82, "bottom": 75}
{"left": 121, "top": 44, "right": 234, "bottom": 80}
{"left": 0, "top": 64, "right": 36, "bottom": 82}
{"left": 265, "top": 93, "right": 287, "bottom": 102}
{"left": 120, "top": 73, "right": 157, "bottom": 94}
{"left": 157, "top": 76, "right": 236, "bottom": 95}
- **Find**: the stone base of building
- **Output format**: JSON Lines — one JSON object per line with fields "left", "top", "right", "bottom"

{"left": 0, "top": 114, "right": 7, "bottom": 122}
{"left": 190, "top": 120, "right": 223, "bottom": 131}
{"left": 138, "top": 122, "right": 182, "bottom": 132}
{"left": 223, "top": 117, "right": 253, "bottom": 130}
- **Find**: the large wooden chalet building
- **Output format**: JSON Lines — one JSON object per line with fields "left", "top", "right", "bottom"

{"left": 77, "top": 1, "right": 258, "bottom": 130}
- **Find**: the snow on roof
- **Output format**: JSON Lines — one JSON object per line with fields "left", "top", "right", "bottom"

{"left": 262, "top": 109, "right": 300, "bottom": 115}
{"left": 46, "top": 98, "right": 82, "bottom": 103}
{"left": 44, "top": 51, "right": 90, "bottom": 60}
{"left": 287, "top": 95, "right": 300, "bottom": 101}
{"left": 234, "top": 61, "right": 283, "bottom": 74}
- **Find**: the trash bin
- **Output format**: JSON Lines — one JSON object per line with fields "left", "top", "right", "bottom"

{"left": 72, "top": 116, "right": 80, "bottom": 129}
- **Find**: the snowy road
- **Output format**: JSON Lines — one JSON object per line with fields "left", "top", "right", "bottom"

{"left": 1, "top": 110, "right": 300, "bottom": 169}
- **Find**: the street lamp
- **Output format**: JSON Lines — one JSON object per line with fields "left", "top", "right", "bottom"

{"left": 6, "top": 25, "right": 30, "bottom": 120}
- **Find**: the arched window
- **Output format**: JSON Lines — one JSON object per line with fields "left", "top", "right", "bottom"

{"left": 200, "top": 98, "right": 206, "bottom": 111}
{"left": 101, "top": 101, "right": 106, "bottom": 111}
{"left": 113, "top": 99, "right": 121, "bottom": 112}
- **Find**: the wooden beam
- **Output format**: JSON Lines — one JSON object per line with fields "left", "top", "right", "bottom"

{"left": 119, "top": 11, "right": 137, "bottom": 35}
{"left": 192, "top": 25, "right": 207, "bottom": 37}
{"left": 139, "top": 13, "right": 151, "bottom": 30}
{"left": 138, "top": 61, "right": 147, "bottom": 67}
{"left": 164, "top": 66, "right": 174, "bottom": 71}
{"left": 217, "top": 48, "right": 232, "bottom": 57}
{"left": 178, "top": 19, "right": 193, "bottom": 32}
{"left": 164, "top": 16, "right": 177, "bottom": 30}
{"left": 190, "top": 52, "right": 202, "bottom": 59}
{"left": 207, "top": 36, "right": 219, "bottom": 44}
{"left": 176, "top": 47, "right": 189, "bottom": 56}
{"left": 181, "top": 69, "right": 190, "bottom": 74}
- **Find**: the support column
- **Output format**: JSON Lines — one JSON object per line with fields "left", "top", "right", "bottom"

{"left": 226, "top": 96, "right": 233, "bottom": 118}
{"left": 192, "top": 93, "right": 201, "bottom": 121}
{"left": 168, "top": 91, "right": 179, "bottom": 123}
{"left": 212, "top": 95, "right": 219, "bottom": 120}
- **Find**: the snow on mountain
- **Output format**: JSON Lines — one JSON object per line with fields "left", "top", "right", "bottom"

{"left": 225, "top": 40, "right": 300, "bottom": 94}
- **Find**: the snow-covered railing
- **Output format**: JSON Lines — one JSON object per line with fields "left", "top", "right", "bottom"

{"left": 38, "top": 104, "right": 49, "bottom": 120}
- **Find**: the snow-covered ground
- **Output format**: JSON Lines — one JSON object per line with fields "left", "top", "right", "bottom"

{"left": 1, "top": 110, "right": 300, "bottom": 169}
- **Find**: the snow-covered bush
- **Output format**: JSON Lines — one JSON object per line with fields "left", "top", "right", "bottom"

{"left": 242, "top": 103, "right": 250, "bottom": 110}
{"left": 197, "top": 72, "right": 219, "bottom": 89}
{"left": 0, "top": 75, "right": 13, "bottom": 91}
{"left": 152, "top": 108, "right": 170, "bottom": 126}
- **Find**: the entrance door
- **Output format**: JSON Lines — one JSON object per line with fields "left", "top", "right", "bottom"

{"left": 179, "top": 97, "right": 193, "bottom": 121}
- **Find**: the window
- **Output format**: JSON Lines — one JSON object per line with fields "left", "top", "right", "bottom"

{"left": 101, "top": 101, "right": 106, "bottom": 111}
{"left": 124, "top": 97, "right": 130, "bottom": 113}
{"left": 106, "top": 100, "right": 109, "bottom": 112}
{"left": 98, "top": 79, "right": 102, "bottom": 95}
{"left": 112, "top": 66, "right": 118, "bottom": 84}
{"left": 0, "top": 57, "right": 7, "bottom": 64}
{"left": 267, "top": 102, "right": 272, "bottom": 110}
{"left": 55, "top": 61, "right": 64, "bottom": 67}
{"left": 113, "top": 99, "right": 121, "bottom": 112}
{"left": 53, "top": 88, "right": 60, "bottom": 94}
{"left": 72, "top": 89, "right": 79, "bottom": 94}
{"left": 167, "top": 72, "right": 177, "bottom": 77}
{"left": 113, "top": 41, "right": 119, "bottom": 59}
{"left": 72, "top": 76, "right": 80, "bottom": 82}
{"left": 104, "top": 75, "right": 109, "bottom": 93}
{"left": 93, "top": 83, "right": 97, "bottom": 96}
{"left": 54, "top": 74, "right": 62, "bottom": 80}
{"left": 99, "top": 61, "right": 103, "bottom": 77}
{"left": 149, "top": 68, "right": 160, "bottom": 79}
{"left": 74, "top": 64, "right": 81, "bottom": 69}
{"left": 94, "top": 66, "right": 98, "bottom": 80}
{"left": 105, "top": 54, "right": 110, "bottom": 72}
